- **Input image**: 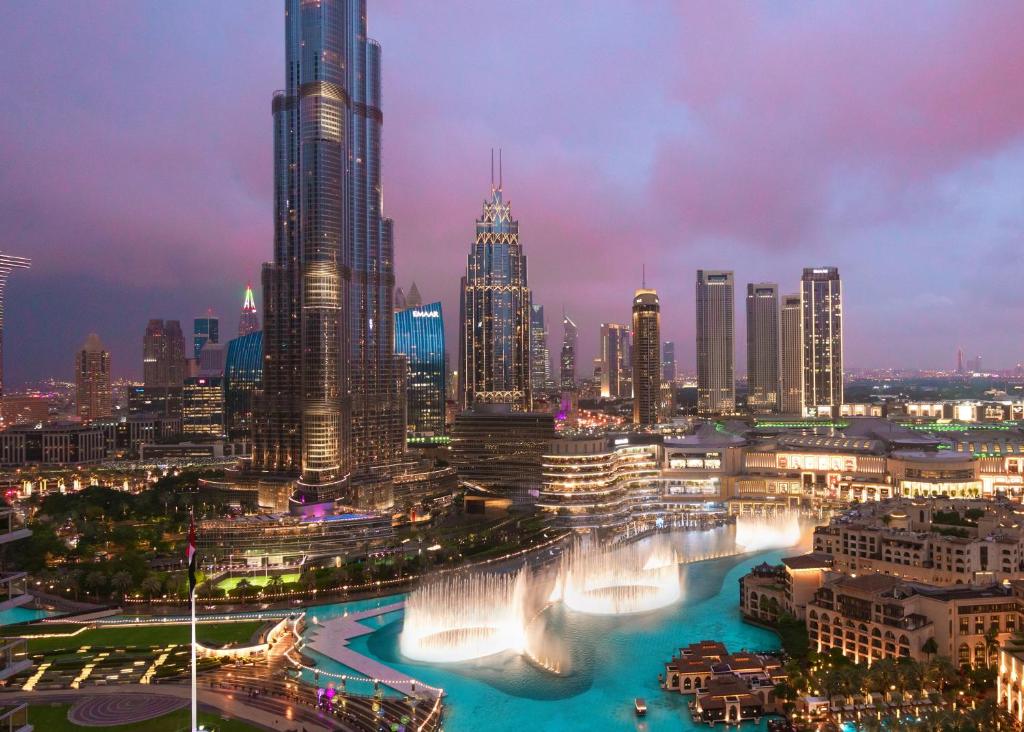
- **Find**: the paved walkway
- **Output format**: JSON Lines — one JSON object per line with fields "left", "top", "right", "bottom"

{"left": 305, "top": 602, "right": 443, "bottom": 697}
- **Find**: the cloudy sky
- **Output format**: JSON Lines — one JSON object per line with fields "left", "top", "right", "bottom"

{"left": 2, "top": 1, "right": 1023, "bottom": 384}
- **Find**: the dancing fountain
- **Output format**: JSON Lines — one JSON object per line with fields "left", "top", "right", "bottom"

{"left": 734, "top": 512, "right": 803, "bottom": 552}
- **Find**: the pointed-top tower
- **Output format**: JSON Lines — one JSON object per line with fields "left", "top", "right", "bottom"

{"left": 395, "top": 286, "right": 407, "bottom": 313}
{"left": 238, "top": 283, "right": 260, "bottom": 336}
{"left": 406, "top": 282, "right": 423, "bottom": 309}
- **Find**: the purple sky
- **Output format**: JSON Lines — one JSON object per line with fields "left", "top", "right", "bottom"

{"left": 2, "top": 1, "right": 1024, "bottom": 385}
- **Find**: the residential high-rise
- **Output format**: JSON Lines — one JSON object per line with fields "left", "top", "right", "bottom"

{"left": 600, "top": 323, "right": 630, "bottom": 399}
{"left": 746, "top": 283, "right": 779, "bottom": 413}
{"left": 459, "top": 165, "right": 532, "bottom": 411}
{"left": 238, "top": 284, "right": 260, "bottom": 337}
{"left": 224, "top": 330, "right": 263, "bottom": 438}
{"left": 395, "top": 302, "right": 446, "bottom": 444}
{"left": 193, "top": 312, "right": 220, "bottom": 358}
{"left": 255, "top": 0, "right": 402, "bottom": 508}
{"left": 183, "top": 376, "right": 224, "bottom": 437}
{"left": 661, "top": 341, "right": 676, "bottom": 383}
{"left": 632, "top": 289, "right": 661, "bottom": 426}
{"left": 75, "top": 333, "right": 112, "bottom": 421}
{"left": 696, "top": 270, "right": 735, "bottom": 414}
{"left": 529, "top": 304, "right": 552, "bottom": 394}
{"left": 801, "top": 267, "right": 843, "bottom": 413}
{"left": 560, "top": 313, "right": 578, "bottom": 390}
{"left": 779, "top": 293, "right": 802, "bottom": 414}
{"left": 143, "top": 319, "right": 186, "bottom": 387}
{"left": 0, "top": 253, "right": 31, "bottom": 399}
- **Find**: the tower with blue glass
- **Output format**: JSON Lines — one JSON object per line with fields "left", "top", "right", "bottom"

{"left": 395, "top": 302, "right": 446, "bottom": 444}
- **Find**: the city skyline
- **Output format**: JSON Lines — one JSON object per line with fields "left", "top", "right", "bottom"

{"left": 3, "top": 2, "right": 1024, "bottom": 385}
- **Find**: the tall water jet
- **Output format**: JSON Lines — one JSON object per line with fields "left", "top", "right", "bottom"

{"left": 557, "top": 539, "right": 682, "bottom": 615}
{"left": 400, "top": 568, "right": 531, "bottom": 663}
{"left": 734, "top": 512, "right": 803, "bottom": 552}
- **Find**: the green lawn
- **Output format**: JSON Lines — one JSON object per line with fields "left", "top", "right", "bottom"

{"left": 215, "top": 573, "right": 300, "bottom": 591}
{"left": 29, "top": 703, "right": 263, "bottom": 732}
{"left": 23, "top": 620, "right": 265, "bottom": 654}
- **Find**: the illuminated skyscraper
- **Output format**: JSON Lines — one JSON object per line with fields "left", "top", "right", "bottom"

{"left": 75, "top": 333, "right": 112, "bottom": 421}
{"left": 255, "top": 0, "right": 402, "bottom": 508}
{"left": 0, "top": 253, "right": 30, "bottom": 399}
{"left": 746, "top": 283, "right": 779, "bottom": 412}
{"left": 529, "top": 303, "right": 552, "bottom": 394}
{"left": 779, "top": 293, "right": 802, "bottom": 414}
{"left": 801, "top": 267, "right": 843, "bottom": 413}
{"left": 661, "top": 341, "right": 676, "bottom": 383}
{"left": 560, "top": 313, "right": 578, "bottom": 390}
{"left": 696, "top": 270, "right": 735, "bottom": 414}
{"left": 600, "top": 323, "right": 630, "bottom": 399}
{"left": 224, "top": 330, "right": 263, "bottom": 438}
{"left": 193, "top": 312, "right": 219, "bottom": 358}
{"left": 143, "top": 319, "right": 186, "bottom": 388}
{"left": 395, "top": 302, "right": 446, "bottom": 443}
{"left": 459, "top": 164, "right": 532, "bottom": 411}
{"left": 631, "top": 289, "right": 661, "bottom": 426}
{"left": 237, "top": 284, "right": 260, "bottom": 337}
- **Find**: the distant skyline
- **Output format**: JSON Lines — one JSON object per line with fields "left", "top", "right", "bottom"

{"left": 2, "top": 1, "right": 1023, "bottom": 384}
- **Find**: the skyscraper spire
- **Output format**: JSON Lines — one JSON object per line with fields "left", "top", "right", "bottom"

{"left": 238, "top": 282, "right": 259, "bottom": 336}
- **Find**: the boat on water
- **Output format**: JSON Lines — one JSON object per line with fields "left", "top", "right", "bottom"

{"left": 634, "top": 698, "right": 648, "bottom": 716}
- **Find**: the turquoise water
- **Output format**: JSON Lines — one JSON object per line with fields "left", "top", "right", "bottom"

{"left": 301, "top": 530, "right": 788, "bottom": 731}
{"left": 0, "top": 606, "right": 53, "bottom": 626}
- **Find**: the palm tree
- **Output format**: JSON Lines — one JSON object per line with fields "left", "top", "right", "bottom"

{"left": 109, "top": 570, "right": 133, "bottom": 601}
{"left": 266, "top": 574, "right": 284, "bottom": 594}
{"left": 141, "top": 574, "right": 164, "bottom": 601}
{"left": 983, "top": 625, "right": 1001, "bottom": 669}
{"left": 922, "top": 637, "right": 939, "bottom": 660}
{"left": 84, "top": 570, "right": 107, "bottom": 600}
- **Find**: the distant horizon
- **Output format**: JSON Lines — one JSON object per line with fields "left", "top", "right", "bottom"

{"left": 2, "top": 1, "right": 1023, "bottom": 383}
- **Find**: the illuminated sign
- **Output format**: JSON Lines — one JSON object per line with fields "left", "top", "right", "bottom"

{"left": 412, "top": 309, "right": 440, "bottom": 318}
{"left": 776, "top": 453, "right": 857, "bottom": 473}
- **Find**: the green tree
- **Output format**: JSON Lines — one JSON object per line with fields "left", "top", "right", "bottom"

{"left": 922, "top": 637, "right": 939, "bottom": 659}
{"left": 109, "top": 570, "right": 133, "bottom": 601}
{"left": 141, "top": 574, "right": 164, "bottom": 600}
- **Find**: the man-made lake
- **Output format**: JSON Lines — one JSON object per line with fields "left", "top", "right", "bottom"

{"left": 302, "top": 528, "right": 789, "bottom": 731}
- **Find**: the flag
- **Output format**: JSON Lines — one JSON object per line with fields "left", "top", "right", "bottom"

{"left": 187, "top": 513, "right": 197, "bottom": 598}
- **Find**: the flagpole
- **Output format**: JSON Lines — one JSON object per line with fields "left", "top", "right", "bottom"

{"left": 189, "top": 509, "right": 198, "bottom": 732}
{"left": 191, "top": 586, "right": 197, "bottom": 732}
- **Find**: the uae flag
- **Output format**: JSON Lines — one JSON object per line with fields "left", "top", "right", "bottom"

{"left": 187, "top": 514, "right": 197, "bottom": 598}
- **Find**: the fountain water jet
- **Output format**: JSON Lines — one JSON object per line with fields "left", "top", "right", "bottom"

{"left": 734, "top": 512, "right": 803, "bottom": 552}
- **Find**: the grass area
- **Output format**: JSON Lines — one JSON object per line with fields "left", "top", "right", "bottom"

{"left": 29, "top": 703, "right": 262, "bottom": 732}
{"left": 215, "top": 573, "right": 300, "bottom": 591}
{"left": 20, "top": 620, "right": 265, "bottom": 654}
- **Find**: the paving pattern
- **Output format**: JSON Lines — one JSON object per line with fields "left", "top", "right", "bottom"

{"left": 67, "top": 694, "right": 188, "bottom": 726}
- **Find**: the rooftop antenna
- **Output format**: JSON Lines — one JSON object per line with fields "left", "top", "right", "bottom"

{"left": 490, "top": 148, "right": 494, "bottom": 190}
{"left": 499, "top": 148, "right": 503, "bottom": 190}
{"left": 642, "top": 264, "right": 646, "bottom": 289}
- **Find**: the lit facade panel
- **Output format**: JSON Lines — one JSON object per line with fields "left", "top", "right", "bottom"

{"left": 801, "top": 267, "right": 843, "bottom": 412}
{"left": 560, "top": 314, "right": 578, "bottom": 390}
{"left": 632, "top": 289, "right": 661, "bottom": 426}
{"left": 395, "top": 302, "right": 446, "bottom": 442}
{"left": 224, "top": 330, "right": 263, "bottom": 438}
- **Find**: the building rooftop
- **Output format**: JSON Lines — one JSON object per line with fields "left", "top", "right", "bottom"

{"left": 782, "top": 552, "right": 833, "bottom": 570}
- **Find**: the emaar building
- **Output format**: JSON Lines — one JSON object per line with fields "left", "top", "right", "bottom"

{"left": 395, "top": 302, "right": 446, "bottom": 444}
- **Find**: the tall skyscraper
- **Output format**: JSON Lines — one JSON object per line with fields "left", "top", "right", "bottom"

{"left": 224, "top": 330, "right": 263, "bottom": 438}
{"left": 143, "top": 319, "right": 186, "bottom": 387}
{"left": 779, "top": 293, "right": 802, "bottom": 414}
{"left": 661, "top": 341, "right": 676, "bottom": 383}
{"left": 255, "top": 0, "right": 402, "bottom": 508}
{"left": 560, "top": 313, "right": 578, "bottom": 390}
{"left": 395, "top": 302, "right": 446, "bottom": 443}
{"left": 0, "top": 253, "right": 30, "bottom": 399}
{"left": 696, "top": 270, "right": 735, "bottom": 414}
{"left": 801, "top": 267, "right": 843, "bottom": 413}
{"left": 529, "top": 303, "right": 552, "bottom": 394}
{"left": 75, "top": 333, "right": 112, "bottom": 421}
{"left": 394, "top": 287, "right": 407, "bottom": 313}
{"left": 405, "top": 282, "right": 423, "bottom": 309}
{"left": 600, "top": 323, "right": 630, "bottom": 399}
{"left": 746, "top": 283, "right": 779, "bottom": 412}
{"left": 459, "top": 165, "right": 532, "bottom": 411}
{"left": 237, "top": 284, "right": 260, "bottom": 337}
{"left": 194, "top": 312, "right": 220, "bottom": 358}
{"left": 632, "top": 289, "right": 661, "bottom": 426}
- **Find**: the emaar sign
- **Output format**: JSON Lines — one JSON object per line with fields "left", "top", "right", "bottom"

{"left": 412, "top": 309, "right": 440, "bottom": 318}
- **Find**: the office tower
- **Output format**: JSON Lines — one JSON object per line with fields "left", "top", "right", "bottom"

{"left": 238, "top": 284, "right": 260, "bottom": 337}
{"left": 600, "top": 323, "right": 630, "bottom": 398}
{"left": 183, "top": 376, "right": 224, "bottom": 436}
{"left": 395, "top": 302, "right": 446, "bottom": 443}
{"left": 459, "top": 163, "right": 532, "bottom": 411}
{"left": 746, "top": 283, "right": 779, "bottom": 413}
{"left": 801, "top": 267, "right": 843, "bottom": 412}
{"left": 560, "top": 313, "right": 578, "bottom": 390}
{"left": 75, "top": 333, "right": 112, "bottom": 421}
{"left": 0, "top": 253, "right": 30, "bottom": 399}
{"left": 255, "top": 0, "right": 402, "bottom": 507}
{"left": 695, "top": 270, "right": 735, "bottom": 414}
{"left": 529, "top": 304, "right": 552, "bottom": 394}
{"left": 193, "top": 312, "right": 219, "bottom": 358}
{"left": 974, "top": 355, "right": 983, "bottom": 373}
{"left": 394, "top": 287, "right": 407, "bottom": 313}
{"left": 143, "top": 319, "right": 186, "bottom": 387}
{"left": 632, "top": 289, "right": 661, "bottom": 426}
{"left": 405, "top": 282, "right": 423, "bottom": 309}
{"left": 779, "top": 294, "right": 802, "bottom": 414}
{"left": 224, "top": 330, "right": 263, "bottom": 438}
{"left": 661, "top": 341, "right": 676, "bottom": 383}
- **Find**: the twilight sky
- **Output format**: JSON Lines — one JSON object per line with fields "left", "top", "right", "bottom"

{"left": 2, "top": 1, "right": 1023, "bottom": 385}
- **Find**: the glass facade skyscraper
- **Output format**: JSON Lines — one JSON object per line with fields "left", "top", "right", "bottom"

{"left": 255, "top": 0, "right": 402, "bottom": 509}
{"left": 779, "top": 293, "right": 803, "bottom": 414}
{"left": 237, "top": 284, "right": 260, "bottom": 337}
{"left": 529, "top": 303, "right": 551, "bottom": 395}
{"left": 801, "top": 267, "right": 844, "bottom": 413}
{"left": 746, "top": 282, "right": 779, "bottom": 412}
{"left": 560, "top": 313, "right": 577, "bottom": 390}
{"left": 395, "top": 302, "right": 445, "bottom": 444}
{"left": 0, "top": 253, "right": 30, "bottom": 400}
{"left": 75, "top": 333, "right": 112, "bottom": 421}
{"left": 459, "top": 179, "right": 532, "bottom": 411}
{"left": 224, "top": 330, "right": 263, "bottom": 438}
{"left": 193, "top": 314, "right": 219, "bottom": 358}
{"left": 143, "top": 319, "right": 186, "bottom": 388}
{"left": 631, "top": 289, "right": 660, "bottom": 426}
{"left": 696, "top": 270, "right": 735, "bottom": 414}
